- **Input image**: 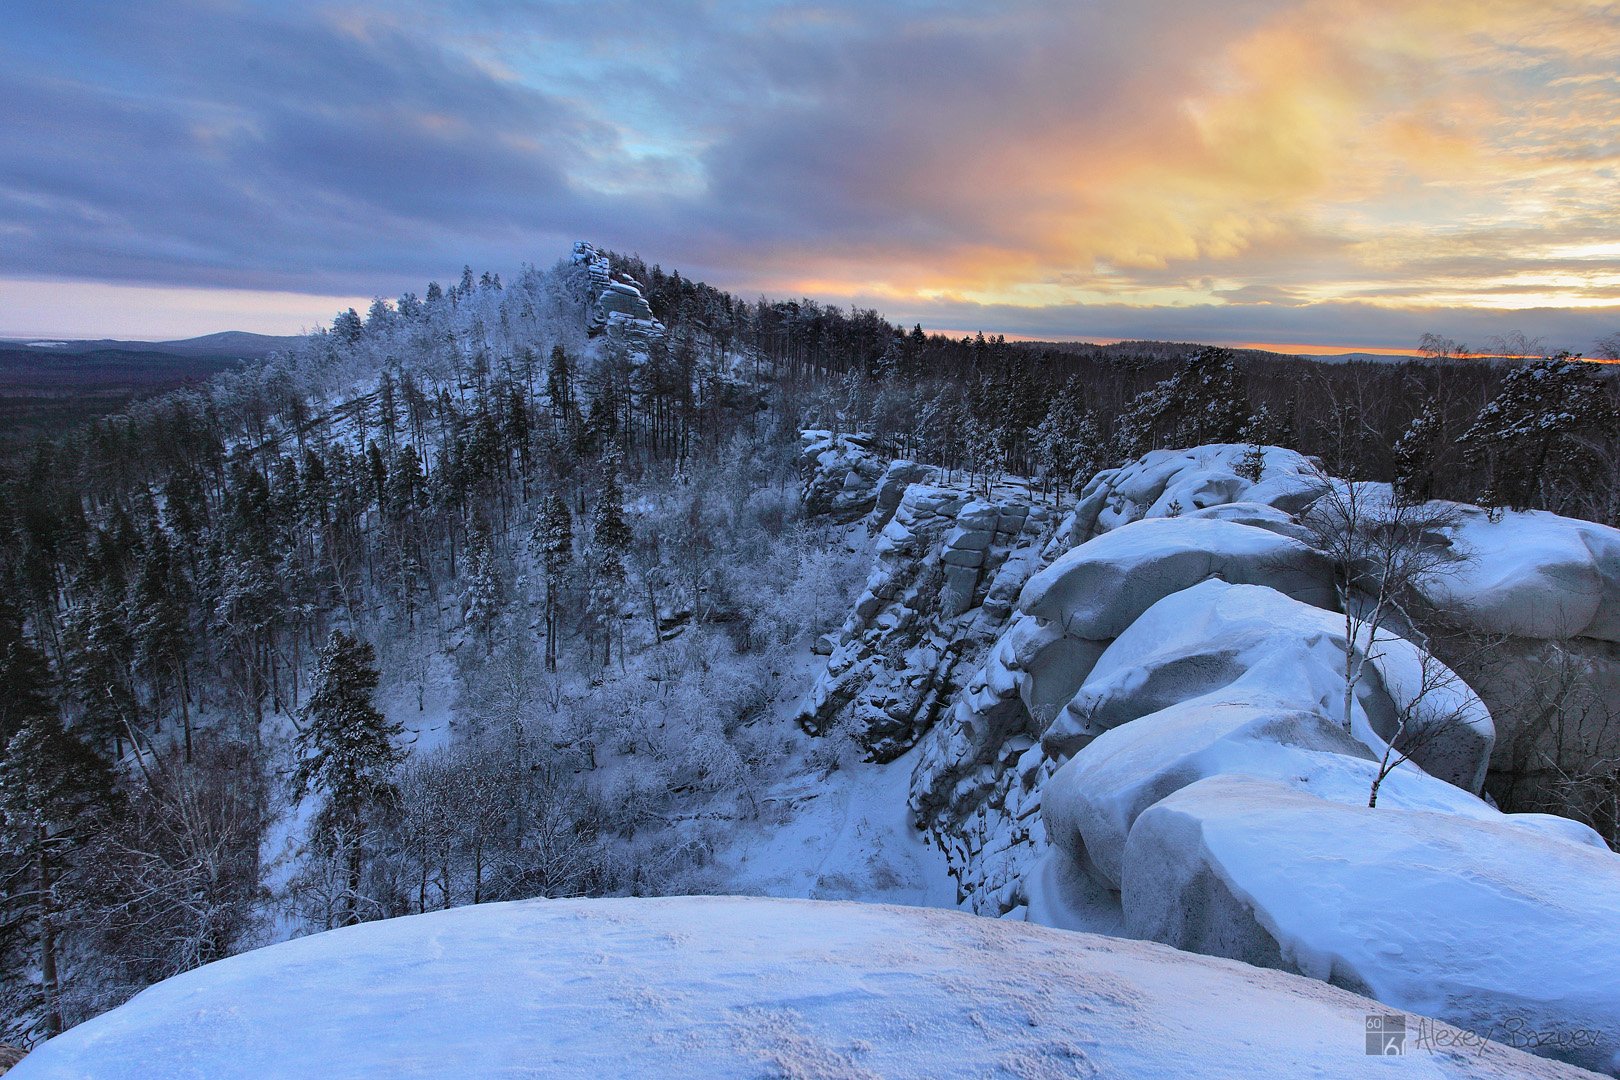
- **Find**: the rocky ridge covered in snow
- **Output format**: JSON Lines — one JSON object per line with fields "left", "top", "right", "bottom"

{"left": 799, "top": 437, "right": 1620, "bottom": 1075}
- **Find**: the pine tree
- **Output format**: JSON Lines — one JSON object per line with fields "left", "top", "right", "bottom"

{"left": 1457, "top": 355, "right": 1615, "bottom": 512}
{"left": 1235, "top": 407, "right": 1272, "bottom": 484}
{"left": 292, "top": 632, "right": 402, "bottom": 926}
{"left": 131, "top": 520, "right": 193, "bottom": 762}
{"left": 0, "top": 611, "right": 116, "bottom": 1041}
{"left": 588, "top": 449, "right": 632, "bottom": 667}
{"left": 463, "top": 532, "right": 505, "bottom": 657}
{"left": 531, "top": 494, "right": 573, "bottom": 672}
{"left": 1392, "top": 400, "right": 1444, "bottom": 503}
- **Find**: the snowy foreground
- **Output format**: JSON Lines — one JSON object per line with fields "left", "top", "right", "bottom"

{"left": 9, "top": 896, "right": 1603, "bottom": 1080}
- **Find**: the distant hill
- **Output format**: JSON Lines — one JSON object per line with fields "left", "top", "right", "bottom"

{"left": 0, "top": 331, "right": 298, "bottom": 443}
{"left": 12, "top": 330, "right": 297, "bottom": 360}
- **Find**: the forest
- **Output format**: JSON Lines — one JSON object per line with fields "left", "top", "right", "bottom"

{"left": 1, "top": 246, "right": 1616, "bottom": 1045}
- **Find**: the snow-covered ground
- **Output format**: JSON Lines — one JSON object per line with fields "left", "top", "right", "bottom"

{"left": 704, "top": 632, "right": 957, "bottom": 909}
{"left": 10, "top": 896, "right": 1600, "bottom": 1080}
{"left": 712, "top": 740, "right": 956, "bottom": 908}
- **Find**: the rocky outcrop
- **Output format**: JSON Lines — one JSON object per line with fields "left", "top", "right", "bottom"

{"left": 908, "top": 445, "right": 1333, "bottom": 918}
{"left": 800, "top": 438, "right": 1620, "bottom": 1073}
{"left": 797, "top": 461, "right": 1056, "bottom": 762}
{"left": 797, "top": 431, "right": 894, "bottom": 524}
{"left": 1126, "top": 776, "right": 1620, "bottom": 1078}
{"left": 572, "top": 241, "right": 665, "bottom": 353}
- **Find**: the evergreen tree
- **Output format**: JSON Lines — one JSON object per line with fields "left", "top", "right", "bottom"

{"left": 587, "top": 449, "right": 632, "bottom": 667}
{"left": 0, "top": 612, "right": 116, "bottom": 1041}
{"left": 462, "top": 532, "right": 505, "bottom": 657}
{"left": 131, "top": 520, "right": 193, "bottom": 762}
{"left": 292, "top": 632, "right": 402, "bottom": 927}
{"left": 531, "top": 494, "right": 573, "bottom": 672}
{"left": 331, "top": 308, "right": 364, "bottom": 345}
{"left": 1457, "top": 355, "right": 1615, "bottom": 512}
{"left": 1392, "top": 400, "right": 1444, "bottom": 503}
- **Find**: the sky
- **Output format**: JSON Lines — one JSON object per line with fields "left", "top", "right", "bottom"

{"left": 1, "top": 0, "right": 1617, "bottom": 352}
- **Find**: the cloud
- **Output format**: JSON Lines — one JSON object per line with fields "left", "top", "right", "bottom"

{"left": 1, "top": 0, "right": 1616, "bottom": 344}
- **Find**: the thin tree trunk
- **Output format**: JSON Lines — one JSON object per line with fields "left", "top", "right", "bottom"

{"left": 38, "top": 829, "right": 62, "bottom": 1037}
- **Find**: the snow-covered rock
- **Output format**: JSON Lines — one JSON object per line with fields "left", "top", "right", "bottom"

{"left": 10, "top": 896, "right": 1599, "bottom": 1080}
{"left": 852, "top": 443, "right": 1616, "bottom": 1070}
{"left": 573, "top": 241, "right": 665, "bottom": 347}
{"left": 1049, "top": 580, "right": 1495, "bottom": 792}
{"left": 1418, "top": 503, "right": 1620, "bottom": 644}
{"left": 1043, "top": 696, "right": 1500, "bottom": 892}
{"left": 1055, "top": 444, "right": 1329, "bottom": 546}
{"left": 800, "top": 455, "right": 1056, "bottom": 762}
{"left": 1125, "top": 776, "right": 1620, "bottom": 1077}
{"left": 798, "top": 429, "right": 891, "bottom": 523}
{"left": 1018, "top": 516, "right": 1335, "bottom": 641}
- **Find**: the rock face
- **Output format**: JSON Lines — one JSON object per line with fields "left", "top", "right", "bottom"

{"left": 907, "top": 445, "right": 1338, "bottom": 920}
{"left": 796, "top": 440, "right": 1056, "bottom": 761}
{"left": 572, "top": 241, "right": 665, "bottom": 353}
{"left": 799, "top": 436, "right": 1620, "bottom": 1074}
{"left": 797, "top": 430, "right": 895, "bottom": 524}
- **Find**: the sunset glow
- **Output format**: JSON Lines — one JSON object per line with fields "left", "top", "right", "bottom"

{"left": 1, "top": 0, "right": 1615, "bottom": 350}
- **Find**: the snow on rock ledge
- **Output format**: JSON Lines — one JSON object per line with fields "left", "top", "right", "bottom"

{"left": 1418, "top": 502, "right": 1620, "bottom": 644}
{"left": 797, "top": 429, "right": 895, "bottom": 524}
{"left": 572, "top": 241, "right": 665, "bottom": 348}
{"left": 1125, "top": 776, "right": 1620, "bottom": 1078}
{"left": 9, "top": 896, "right": 1600, "bottom": 1080}
{"left": 890, "top": 443, "right": 1619, "bottom": 1072}
{"left": 1054, "top": 443, "right": 1329, "bottom": 548}
{"left": 1051, "top": 580, "right": 1495, "bottom": 790}
{"left": 1019, "top": 516, "right": 1336, "bottom": 643}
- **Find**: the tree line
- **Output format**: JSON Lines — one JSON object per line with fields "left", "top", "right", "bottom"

{"left": 0, "top": 244, "right": 1615, "bottom": 1043}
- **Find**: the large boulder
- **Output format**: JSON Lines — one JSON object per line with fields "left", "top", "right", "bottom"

{"left": 1059, "top": 444, "right": 1329, "bottom": 542}
{"left": 1124, "top": 776, "right": 1620, "bottom": 1077}
{"left": 1419, "top": 504, "right": 1620, "bottom": 643}
{"left": 1018, "top": 516, "right": 1336, "bottom": 641}
{"left": 1043, "top": 695, "right": 1501, "bottom": 891}
{"left": 1047, "top": 581, "right": 1495, "bottom": 792}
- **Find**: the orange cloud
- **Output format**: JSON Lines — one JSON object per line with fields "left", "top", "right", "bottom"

{"left": 747, "top": 0, "right": 1619, "bottom": 318}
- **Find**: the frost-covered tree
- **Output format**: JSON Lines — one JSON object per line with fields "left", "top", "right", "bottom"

{"left": 587, "top": 449, "right": 632, "bottom": 667}
{"left": 0, "top": 613, "right": 116, "bottom": 1042}
{"left": 1032, "top": 384, "right": 1100, "bottom": 499}
{"left": 462, "top": 531, "right": 505, "bottom": 657}
{"left": 532, "top": 493, "right": 574, "bottom": 672}
{"left": 1114, "top": 347, "right": 1248, "bottom": 459}
{"left": 1457, "top": 354, "right": 1615, "bottom": 513}
{"left": 1300, "top": 477, "right": 1466, "bottom": 742}
{"left": 292, "top": 632, "right": 403, "bottom": 927}
{"left": 1392, "top": 399, "right": 1445, "bottom": 503}
{"left": 131, "top": 520, "right": 192, "bottom": 762}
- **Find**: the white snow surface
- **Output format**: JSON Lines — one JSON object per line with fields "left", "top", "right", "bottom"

{"left": 1046, "top": 580, "right": 1493, "bottom": 791}
{"left": 1125, "top": 777, "right": 1620, "bottom": 1078}
{"left": 1017, "top": 516, "right": 1335, "bottom": 640}
{"left": 1063, "top": 444, "right": 1328, "bottom": 542}
{"left": 11, "top": 895, "right": 1602, "bottom": 1080}
{"left": 1043, "top": 695, "right": 1501, "bottom": 891}
{"left": 1419, "top": 501, "right": 1620, "bottom": 642}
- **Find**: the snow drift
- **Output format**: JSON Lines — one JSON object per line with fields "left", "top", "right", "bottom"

{"left": 8, "top": 896, "right": 1601, "bottom": 1080}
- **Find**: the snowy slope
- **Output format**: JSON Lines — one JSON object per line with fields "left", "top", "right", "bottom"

{"left": 10, "top": 896, "right": 1601, "bottom": 1080}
